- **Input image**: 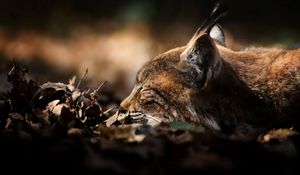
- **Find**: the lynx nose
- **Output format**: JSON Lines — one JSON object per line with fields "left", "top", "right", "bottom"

{"left": 120, "top": 98, "right": 130, "bottom": 110}
{"left": 120, "top": 85, "right": 142, "bottom": 109}
{"left": 120, "top": 90, "right": 136, "bottom": 110}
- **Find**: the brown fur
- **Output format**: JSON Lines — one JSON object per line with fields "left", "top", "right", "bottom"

{"left": 219, "top": 47, "right": 300, "bottom": 107}
{"left": 120, "top": 27, "right": 300, "bottom": 134}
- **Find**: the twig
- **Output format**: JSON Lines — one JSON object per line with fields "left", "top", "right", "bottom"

{"left": 76, "top": 68, "right": 88, "bottom": 89}
{"left": 91, "top": 81, "right": 107, "bottom": 96}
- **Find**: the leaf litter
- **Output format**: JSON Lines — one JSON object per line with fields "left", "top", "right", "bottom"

{"left": 0, "top": 63, "right": 299, "bottom": 174}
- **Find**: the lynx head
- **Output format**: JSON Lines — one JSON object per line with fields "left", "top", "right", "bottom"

{"left": 119, "top": 20, "right": 228, "bottom": 130}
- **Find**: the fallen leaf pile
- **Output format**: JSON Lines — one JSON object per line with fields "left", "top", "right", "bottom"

{"left": 0, "top": 63, "right": 299, "bottom": 174}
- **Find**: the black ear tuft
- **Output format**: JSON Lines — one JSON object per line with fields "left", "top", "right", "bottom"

{"left": 191, "top": 3, "right": 228, "bottom": 40}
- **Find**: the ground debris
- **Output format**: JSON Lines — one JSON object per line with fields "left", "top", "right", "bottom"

{"left": 259, "top": 128, "right": 298, "bottom": 143}
{"left": 0, "top": 64, "right": 300, "bottom": 174}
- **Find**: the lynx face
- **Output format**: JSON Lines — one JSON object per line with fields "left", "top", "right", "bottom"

{"left": 120, "top": 26, "right": 226, "bottom": 130}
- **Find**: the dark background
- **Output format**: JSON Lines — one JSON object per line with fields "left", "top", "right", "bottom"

{"left": 0, "top": 0, "right": 299, "bottom": 40}
{"left": 0, "top": 0, "right": 299, "bottom": 97}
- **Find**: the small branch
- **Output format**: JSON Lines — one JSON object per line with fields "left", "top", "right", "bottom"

{"left": 76, "top": 68, "right": 88, "bottom": 89}
{"left": 91, "top": 81, "right": 107, "bottom": 96}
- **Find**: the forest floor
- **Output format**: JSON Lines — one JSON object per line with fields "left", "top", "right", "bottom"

{"left": 0, "top": 63, "right": 299, "bottom": 175}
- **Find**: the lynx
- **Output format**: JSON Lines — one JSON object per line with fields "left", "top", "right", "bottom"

{"left": 119, "top": 10, "right": 300, "bottom": 133}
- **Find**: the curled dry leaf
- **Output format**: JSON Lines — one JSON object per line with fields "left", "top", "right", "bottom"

{"left": 259, "top": 128, "right": 298, "bottom": 143}
{"left": 3, "top": 63, "right": 113, "bottom": 130}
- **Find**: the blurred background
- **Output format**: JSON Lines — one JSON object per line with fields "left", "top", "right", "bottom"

{"left": 0, "top": 0, "right": 299, "bottom": 99}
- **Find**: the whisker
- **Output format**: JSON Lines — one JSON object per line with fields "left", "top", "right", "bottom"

{"left": 129, "top": 111, "right": 143, "bottom": 116}
{"left": 103, "top": 106, "right": 119, "bottom": 115}
{"left": 143, "top": 114, "right": 162, "bottom": 123}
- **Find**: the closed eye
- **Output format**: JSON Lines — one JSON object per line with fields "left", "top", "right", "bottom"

{"left": 138, "top": 87, "right": 171, "bottom": 109}
{"left": 138, "top": 88, "right": 156, "bottom": 104}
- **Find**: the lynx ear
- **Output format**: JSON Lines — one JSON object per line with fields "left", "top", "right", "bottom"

{"left": 180, "top": 34, "right": 222, "bottom": 88}
{"left": 209, "top": 24, "right": 226, "bottom": 46}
